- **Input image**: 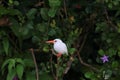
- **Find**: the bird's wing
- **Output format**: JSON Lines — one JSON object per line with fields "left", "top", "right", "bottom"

{"left": 62, "top": 43, "right": 68, "bottom": 55}
{"left": 54, "top": 42, "right": 68, "bottom": 55}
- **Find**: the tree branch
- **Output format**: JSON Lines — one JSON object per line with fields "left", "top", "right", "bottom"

{"left": 50, "top": 54, "right": 56, "bottom": 79}
{"left": 76, "top": 34, "right": 99, "bottom": 72}
{"left": 63, "top": 0, "right": 68, "bottom": 18}
{"left": 104, "top": 7, "right": 118, "bottom": 30}
{"left": 29, "top": 48, "right": 39, "bottom": 80}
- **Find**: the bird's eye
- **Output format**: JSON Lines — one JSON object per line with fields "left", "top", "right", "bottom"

{"left": 54, "top": 40, "right": 57, "bottom": 42}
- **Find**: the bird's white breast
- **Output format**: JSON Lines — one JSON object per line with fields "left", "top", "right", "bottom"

{"left": 53, "top": 42, "right": 68, "bottom": 55}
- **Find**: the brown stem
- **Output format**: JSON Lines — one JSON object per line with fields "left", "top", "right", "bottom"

{"left": 50, "top": 54, "right": 56, "bottom": 79}
{"left": 50, "top": 49, "right": 60, "bottom": 80}
{"left": 104, "top": 8, "right": 117, "bottom": 30}
{"left": 63, "top": 56, "right": 74, "bottom": 74}
{"left": 51, "top": 49, "right": 57, "bottom": 56}
{"left": 29, "top": 48, "right": 39, "bottom": 80}
{"left": 63, "top": 0, "right": 67, "bottom": 18}
{"left": 55, "top": 57, "right": 59, "bottom": 80}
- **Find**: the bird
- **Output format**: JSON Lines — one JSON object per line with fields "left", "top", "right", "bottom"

{"left": 46, "top": 39, "right": 68, "bottom": 57}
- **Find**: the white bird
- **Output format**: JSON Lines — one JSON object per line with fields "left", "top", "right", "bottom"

{"left": 46, "top": 39, "right": 68, "bottom": 57}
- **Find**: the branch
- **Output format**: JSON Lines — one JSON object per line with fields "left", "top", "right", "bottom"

{"left": 76, "top": 34, "right": 99, "bottom": 72}
{"left": 50, "top": 54, "right": 56, "bottom": 79}
{"left": 50, "top": 49, "right": 57, "bottom": 56}
{"left": 29, "top": 48, "right": 39, "bottom": 80}
{"left": 34, "top": 1, "right": 44, "bottom": 7}
{"left": 104, "top": 8, "right": 117, "bottom": 30}
{"left": 50, "top": 49, "right": 59, "bottom": 80}
{"left": 63, "top": 56, "right": 74, "bottom": 74}
{"left": 63, "top": 0, "right": 68, "bottom": 18}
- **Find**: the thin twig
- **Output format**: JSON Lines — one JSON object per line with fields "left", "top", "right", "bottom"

{"left": 63, "top": 56, "right": 74, "bottom": 74}
{"left": 104, "top": 7, "right": 117, "bottom": 30}
{"left": 55, "top": 57, "right": 59, "bottom": 80}
{"left": 63, "top": 0, "right": 67, "bottom": 18}
{"left": 50, "top": 49, "right": 59, "bottom": 80}
{"left": 29, "top": 48, "right": 39, "bottom": 80}
{"left": 51, "top": 49, "right": 57, "bottom": 56}
{"left": 50, "top": 54, "right": 56, "bottom": 79}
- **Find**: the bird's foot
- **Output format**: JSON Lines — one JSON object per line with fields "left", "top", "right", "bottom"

{"left": 56, "top": 53, "right": 62, "bottom": 58}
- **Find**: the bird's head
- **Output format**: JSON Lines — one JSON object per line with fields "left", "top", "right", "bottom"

{"left": 46, "top": 39, "right": 62, "bottom": 44}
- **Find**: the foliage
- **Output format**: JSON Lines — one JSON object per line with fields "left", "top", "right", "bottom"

{"left": 0, "top": 0, "right": 120, "bottom": 80}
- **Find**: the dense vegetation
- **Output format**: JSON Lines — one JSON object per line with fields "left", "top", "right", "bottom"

{"left": 0, "top": 0, "right": 120, "bottom": 80}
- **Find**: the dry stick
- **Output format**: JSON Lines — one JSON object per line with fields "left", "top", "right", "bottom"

{"left": 77, "top": 34, "right": 99, "bottom": 72}
{"left": 63, "top": 57, "right": 74, "bottom": 74}
{"left": 56, "top": 57, "right": 59, "bottom": 80}
{"left": 50, "top": 49, "right": 59, "bottom": 80}
{"left": 63, "top": 0, "right": 67, "bottom": 18}
{"left": 30, "top": 48, "right": 39, "bottom": 80}
{"left": 50, "top": 54, "right": 56, "bottom": 79}
{"left": 51, "top": 49, "right": 57, "bottom": 56}
{"left": 104, "top": 8, "right": 117, "bottom": 30}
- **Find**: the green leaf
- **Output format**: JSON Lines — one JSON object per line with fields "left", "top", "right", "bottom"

{"left": 118, "top": 51, "right": 120, "bottom": 57}
{"left": 9, "top": 0, "right": 13, "bottom": 4}
{"left": 14, "top": 1, "right": 19, "bottom": 6}
{"left": 7, "top": 69, "right": 16, "bottom": 80}
{"left": 0, "top": 6, "right": 9, "bottom": 17}
{"left": 108, "top": 3, "right": 113, "bottom": 9}
{"left": 8, "top": 59, "right": 15, "bottom": 73}
{"left": 48, "top": 8, "right": 57, "bottom": 18}
{"left": 1, "top": 59, "right": 10, "bottom": 70}
{"left": 1, "top": 59, "right": 11, "bottom": 74}
{"left": 85, "top": 71, "right": 94, "bottom": 79}
{"left": 26, "top": 8, "right": 37, "bottom": 20}
{"left": 112, "top": 61, "right": 119, "bottom": 68}
{"left": 10, "top": 18, "right": 21, "bottom": 38}
{"left": 19, "top": 27, "right": 29, "bottom": 36}
{"left": 108, "top": 48, "right": 117, "bottom": 57}
{"left": 48, "top": 0, "right": 61, "bottom": 8}
{"left": 98, "top": 49, "right": 105, "bottom": 56}
{"left": 118, "top": 28, "right": 120, "bottom": 33}
{"left": 16, "top": 64, "right": 24, "bottom": 80}
{"left": 48, "top": 29, "right": 56, "bottom": 36}
{"left": 69, "top": 48, "right": 76, "bottom": 55}
{"left": 16, "top": 58, "right": 24, "bottom": 65}
{"left": 2, "top": 38, "right": 9, "bottom": 55}
{"left": 36, "top": 23, "right": 47, "bottom": 33}
{"left": 43, "top": 46, "right": 49, "bottom": 52}
{"left": 40, "top": 8, "right": 49, "bottom": 20}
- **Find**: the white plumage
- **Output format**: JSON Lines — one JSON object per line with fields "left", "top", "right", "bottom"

{"left": 46, "top": 39, "right": 68, "bottom": 57}
{"left": 53, "top": 39, "right": 68, "bottom": 55}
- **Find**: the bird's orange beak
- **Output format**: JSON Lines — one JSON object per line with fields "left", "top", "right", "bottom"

{"left": 46, "top": 40, "right": 54, "bottom": 44}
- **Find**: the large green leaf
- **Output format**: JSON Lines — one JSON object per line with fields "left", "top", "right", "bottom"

{"left": 8, "top": 59, "right": 15, "bottom": 74}
{"left": 48, "top": 8, "right": 58, "bottom": 18}
{"left": 16, "top": 64, "right": 24, "bottom": 80}
{"left": 7, "top": 69, "right": 16, "bottom": 80}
